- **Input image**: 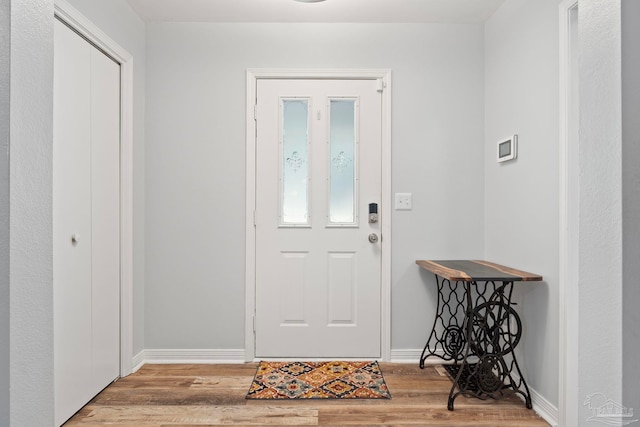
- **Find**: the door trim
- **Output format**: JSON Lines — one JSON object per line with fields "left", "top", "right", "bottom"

{"left": 245, "top": 69, "right": 392, "bottom": 361}
{"left": 559, "top": 1, "right": 579, "bottom": 425}
{"left": 54, "top": 0, "right": 135, "bottom": 377}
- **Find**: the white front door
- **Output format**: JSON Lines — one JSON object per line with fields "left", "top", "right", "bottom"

{"left": 255, "top": 78, "right": 382, "bottom": 358}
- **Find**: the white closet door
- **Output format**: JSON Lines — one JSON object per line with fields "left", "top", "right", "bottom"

{"left": 53, "top": 19, "right": 93, "bottom": 425}
{"left": 53, "top": 19, "right": 120, "bottom": 427}
{"left": 90, "top": 44, "right": 121, "bottom": 389}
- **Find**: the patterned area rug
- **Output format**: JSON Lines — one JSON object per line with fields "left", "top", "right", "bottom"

{"left": 246, "top": 361, "right": 391, "bottom": 399}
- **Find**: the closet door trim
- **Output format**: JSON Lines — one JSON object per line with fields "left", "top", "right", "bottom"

{"left": 54, "top": 0, "right": 134, "bottom": 377}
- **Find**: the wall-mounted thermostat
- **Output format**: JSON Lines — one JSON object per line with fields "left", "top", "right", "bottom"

{"left": 497, "top": 135, "right": 518, "bottom": 163}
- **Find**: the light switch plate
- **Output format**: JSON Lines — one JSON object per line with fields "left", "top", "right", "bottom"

{"left": 395, "top": 193, "right": 412, "bottom": 210}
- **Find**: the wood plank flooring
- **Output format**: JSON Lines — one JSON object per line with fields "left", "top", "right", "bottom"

{"left": 63, "top": 363, "right": 550, "bottom": 426}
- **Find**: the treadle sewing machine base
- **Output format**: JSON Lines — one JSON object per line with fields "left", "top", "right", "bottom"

{"left": 443, "top": 364, "right": 496, "bottom": 394}
{"left": 442, "top": 363, "right": 531, "bottom": 410}
{"left": 416, "top": 260, "right": 542, "bottom": 411}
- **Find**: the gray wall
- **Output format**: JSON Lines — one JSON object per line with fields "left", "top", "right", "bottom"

{"left": 579, "top": 0, "right": 623, "bottom": 419}
{"left": 622, "top": 0, "right": 640, "bottom": 415}
{"left": 9, "top": 0, "right": 55, "bottom": 425}
{"left": 484, "top": 0, "right": 560, "bottom": 406}
{"left": 64, "top": 0, "right": 147, "bottom": 356}
{"left": 144, "top": 23, "right": 485, "bottom": 350}
{"left": 0, "top": 0, "right": 9, "bottom": 424}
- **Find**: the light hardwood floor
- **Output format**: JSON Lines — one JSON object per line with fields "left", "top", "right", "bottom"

{"left": 63, "top": 363, "right": 550, "bottom": 426}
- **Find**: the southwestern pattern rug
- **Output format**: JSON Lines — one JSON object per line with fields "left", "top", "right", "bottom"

{"left": 246, "top": 361, "right": 391, "bottom": 399}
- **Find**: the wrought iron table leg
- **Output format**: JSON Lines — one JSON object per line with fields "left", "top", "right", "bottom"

{"left": 447, "top": 281, "right": 473, "bottom": 411}
{"left": 420, "top": 276, "right": 466, "bottom": 368}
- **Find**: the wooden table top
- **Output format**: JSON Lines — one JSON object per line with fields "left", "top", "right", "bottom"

{"left": 415, "top": 260, "right": 542, "bottom": 282}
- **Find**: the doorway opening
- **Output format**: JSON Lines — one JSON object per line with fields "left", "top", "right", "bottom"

{"left": 245, "top": 69, "right": 392, "bottom": 361}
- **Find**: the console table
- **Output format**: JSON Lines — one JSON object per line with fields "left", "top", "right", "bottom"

{"left": 416, "top": 260, "right": 542, "bottom": 410}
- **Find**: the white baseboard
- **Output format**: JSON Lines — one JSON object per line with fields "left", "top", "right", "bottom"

{"left": 139, "top": 349, "right": 246, "bottom": 365}
{"left": 133, "top": 348, "right": 436, "bottom": 366}
{"left": 131, "top": 349, "right": 145, "bottom": 373}
{"left": 506, "top": 371, "right": 558, "bottom": 426}
{"left": 134, "top": 348, "right": 426, "bottom": 366}
{"left": 527, "top": 384, "right": 559, "bottom": 426}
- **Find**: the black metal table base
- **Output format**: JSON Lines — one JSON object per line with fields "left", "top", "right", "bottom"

{"left": 420, "top": 277, "right": 532, "bottom": 410}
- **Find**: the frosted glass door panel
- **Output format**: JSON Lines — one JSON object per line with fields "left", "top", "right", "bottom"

{"left": 329, "top": 99, "right": 357, "bottom": 225}
{"left": 281, "top": 99, "right": 310, "bottom": 225}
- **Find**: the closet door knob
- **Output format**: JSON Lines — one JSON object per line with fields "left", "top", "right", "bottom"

{"left": 71, "top": 234, "right": 79, "bottom": 245}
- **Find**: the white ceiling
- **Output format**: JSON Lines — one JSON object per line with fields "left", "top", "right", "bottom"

{"left": 125, "top": 0, "right": 506, "bottom": 23}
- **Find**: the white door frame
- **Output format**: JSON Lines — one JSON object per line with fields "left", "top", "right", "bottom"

{"left": 54, "top": 0, "right": 135, "bottom": 377}
{"left": 559, "top": 1, "right": 579, "bottom": 426}
{"left": 245, "top": 69, "right": 392, "bottom": 362}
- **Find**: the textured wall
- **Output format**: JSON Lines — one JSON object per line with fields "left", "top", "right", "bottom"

{"left": 0, "top": 0, "right": 9, "bottom": 424}
{"left": 622, "top": 0, "right": 640, "bottom": 416}
{"left": 9, "top": 0, "right": 55, "bottom": 425}
{"left": 578, "top": 0, "right": 623, "bottom": 420}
